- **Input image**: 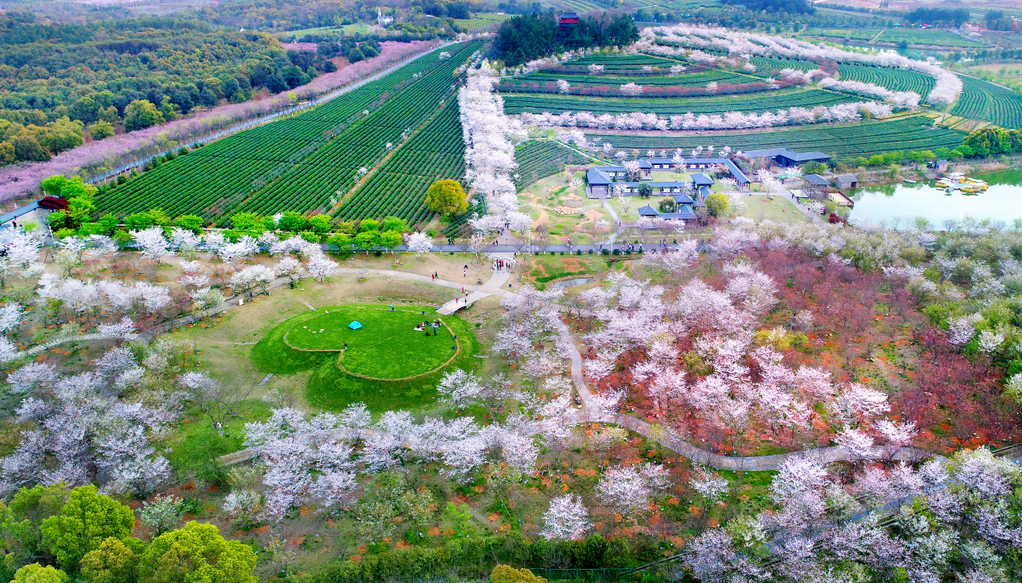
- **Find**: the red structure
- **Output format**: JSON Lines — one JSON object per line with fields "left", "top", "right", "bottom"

{"left": 38, "top": 196, "right": 69, "bottom": 211}
{"left": 559, "top": 13, "right": 579, "bottom": 32}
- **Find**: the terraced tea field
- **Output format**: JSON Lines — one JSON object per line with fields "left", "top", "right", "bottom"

{"left": 95, "top": 41, "right": 483, "bottom": 224}
{"left": 951, "top": 75, "right": 1022, "bottom": 130}
{"left": 585, "top": 116, "right": 963, "bottom": 161}
{"left": 501, "top": 88, "right": 861, "bottom": 117}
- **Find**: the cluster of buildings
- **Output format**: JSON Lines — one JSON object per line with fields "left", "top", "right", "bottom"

{"left": 583, "top": 149, "right": 859, "bottom": 221}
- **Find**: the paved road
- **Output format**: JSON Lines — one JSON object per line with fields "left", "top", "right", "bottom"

{"left": 437, "top": 256, "right": 513, "bottom": 315}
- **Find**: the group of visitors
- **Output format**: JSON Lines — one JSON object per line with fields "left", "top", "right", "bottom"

{"left": 430, "top": 271, "right": 439, "bottom": 280}
{"left": 493, "top": 258, "right": 512, "bottom": 271}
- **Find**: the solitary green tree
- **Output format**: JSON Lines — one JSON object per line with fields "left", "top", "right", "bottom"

{"left": 80, "top": 537, "right": 143, "bottom": 583}
{"left": 13, "top": 564, "right": 68, "bottom": 583}
{"left": 138, "top": 522, "right": 256, "bottom": 583}
{"left": 123, "top": 100, "right": 165, "bottom": 132}
{"left": 40, "top": 486, "right": 134, "bottom": 571}
{"left": 88, "top": 121, "right": 115, "bottom": 141}
{"left": 426, "top": 179, "right": 468, "bottom": 217}
{"left": 705, "top": 192, "right": 730, "bottom": 218}
{"left": 491, "top": 565, "right": 547, "bottom": 583}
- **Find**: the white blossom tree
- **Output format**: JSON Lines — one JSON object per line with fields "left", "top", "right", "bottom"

{"left": 540, "top": 495, "right": 591, "bottom": 540}
{"left": 407, "top": 232, "right": 434, "bottom": 256}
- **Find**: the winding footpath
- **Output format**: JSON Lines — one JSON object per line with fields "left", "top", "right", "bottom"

{"left": 2, "top": 260, "right": 982, "bottom": 472}
{"left": 208, "top": 264, "right": 944, "bottom": 471}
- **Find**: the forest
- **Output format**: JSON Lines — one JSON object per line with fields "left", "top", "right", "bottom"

{"left": 720, "top": 0, "right": 814, "bottom": 15}
{"left": 904, "top": 7, "right": 971, "bottom": 27}
{"left": 0, "top": 12, "right": 384, "bottom": 167}
{"left": 493, "top": 13, "right": 639, "bottom": 67}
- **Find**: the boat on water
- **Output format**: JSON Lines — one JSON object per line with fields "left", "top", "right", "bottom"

{"left": 904, "top": 179, "right": 917, "bottom": 184}
{"left": 935, "top": 173, "right": 988, "bottom": 191}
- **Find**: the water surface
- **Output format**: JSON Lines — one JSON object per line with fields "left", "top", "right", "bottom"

{"left": 847, "top": 169, "right": 1022, "bottom": 228}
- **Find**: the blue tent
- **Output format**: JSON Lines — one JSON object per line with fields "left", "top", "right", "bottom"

{"left": 348, "top": 321, "right": 363, "bottom": 330}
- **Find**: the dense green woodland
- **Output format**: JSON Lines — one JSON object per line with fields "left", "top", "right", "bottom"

{"left": 0, "top": 12, "right": 377, "bottom": 167}
{"left": 494, "top": 13, "right": 639, "bottom": 66}
{"left": 721, "top": 0, "right": 813, "bottom": 15}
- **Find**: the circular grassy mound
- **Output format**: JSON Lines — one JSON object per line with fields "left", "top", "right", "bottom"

{"left": 252, "top": 304, "right": 478, "bottom": 411}
{"left": 284, "top": 306, "right": 458, "bottom": 380}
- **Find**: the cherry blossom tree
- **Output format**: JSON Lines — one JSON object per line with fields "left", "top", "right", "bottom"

{"left": 306, "top": 252, "right": 337, "bottom": 282}
{"left": 540, "top": 495, "right": 591, "bottom": 540}
{"left": 407, "top": 232, "right": 434, "bottom": 256}
{"left": 0, "top": 302, "right": 23, "bottom": 334}
{"left": 596, "top": 463, "right": 668, "bottom": 519}
{"left": 231, "top": 265, "right": 275, "bottom": 298}
{"left": 275, "top": 257, "right": 303, "bottom": 288}
{"left": 436, "top": 369, "right": 486, "bottom": 408}
{"left": 620, "top": 82, "right": 643, "bottom": 96}
{"left": 690, "top": 467, "right": 729, "bottom": 502}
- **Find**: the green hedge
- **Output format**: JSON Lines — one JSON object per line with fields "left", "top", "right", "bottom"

{"left": 300, "top": 534, "right": 672, "bottom": 583}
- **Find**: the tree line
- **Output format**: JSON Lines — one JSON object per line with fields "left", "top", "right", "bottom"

{"left": 721, "top": 0, "right": 815, "bottom": 15}
{"left": 904, "top": 7, "right": 971, "bottom": 27}
{"left": 493, "top": 12, "right": 639, "bottom": 67}
{"left": 0, "top": 483, "right": 256, "bottom": 583}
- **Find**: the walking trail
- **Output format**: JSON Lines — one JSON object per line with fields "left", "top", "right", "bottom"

{"left": 4, "top": 259, "right": 985, "bottom": 473}
{"left": 209, "top": 265, "right": 941, "bottom": 471}
{"left": 6, "top": 261, "right": 946, "bottom": 471}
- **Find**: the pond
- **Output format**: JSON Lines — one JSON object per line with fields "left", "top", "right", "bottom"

{"left": 847, "top": 169, "right": 1022, "bottom": 229}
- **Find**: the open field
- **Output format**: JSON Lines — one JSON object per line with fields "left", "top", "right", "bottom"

{"left": 283, "top": 305, "right": 460, "bottom": 379}
{"left": 734, "top": 194, "right": 811, "bottom": 224}
{"left": 453, "top": 12, "right": 510, "bottom": 31}
{"left": 281, "top": 24, "right": 373, "bottom": 38}
{"left": 804, "top": 27, "right": 983, "bottom": 48}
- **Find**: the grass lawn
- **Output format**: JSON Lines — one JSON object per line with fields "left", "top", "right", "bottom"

{"left": 281, "top": 24, "right": 370, "bottom": 38}
{"left": 649, "top": 170, "right": 693, "bottom": 182}
{"left": 524, "top": 254, "right": 615, "bottom": 284}
{"left": 733, "top": 194, "right": 810, "bottom": 225}
{"left": 284, "top": 306, "right": 458, "bottom": 379}
{"left": 167, "top": 399, "right": 272, "bottom": 483}
{"left": 253, "top": 304, "right": 479, "bottom": 411}
{"left": 452, "top": 12, "right": 509, "bottom": 31}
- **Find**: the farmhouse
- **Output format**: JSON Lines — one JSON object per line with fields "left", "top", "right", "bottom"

{"left": 638, "top": 203, "right": 698, "bottom": 222}
{"left": 803, "top": 174, "right": 832, "bottom": 199}
{"left": 834, "top": 174, "right": 859, "bottom": 190}
{"left": 745, "top": 148, "right": 832, "bottom": 168}
{"left": 691, "top": 173, "right": 714, "bottom": 190}
{"left": 646, "top": 157, "right": 751, "bottom": 190}
{"left": 585, "top": 157, "right": 751, "bottom": 198}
